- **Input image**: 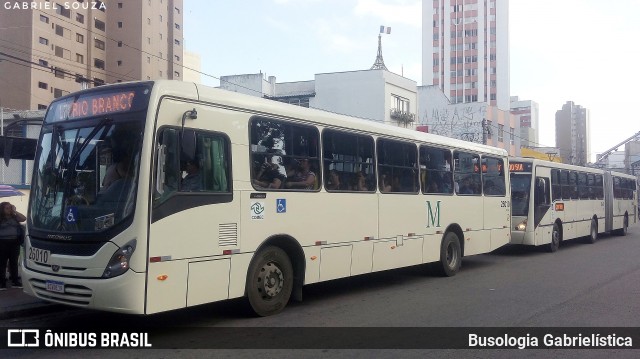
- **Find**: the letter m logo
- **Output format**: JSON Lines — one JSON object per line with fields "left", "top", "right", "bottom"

{"left": 426, "top": 200, "right": 441, "bottom": 228}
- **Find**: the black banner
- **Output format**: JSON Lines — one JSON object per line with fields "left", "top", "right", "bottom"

{"left": 1, "top": 327, "right": 640, "bottom": 349}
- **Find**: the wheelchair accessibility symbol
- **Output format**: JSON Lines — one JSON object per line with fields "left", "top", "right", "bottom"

{"left": 277, "top": 199, "right": 286, "bottom": 213}
{"left": 66, "top": 207, "right": 78, "bottom": 223}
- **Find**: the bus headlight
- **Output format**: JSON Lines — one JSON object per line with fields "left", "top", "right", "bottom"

{"left": 515, "top": 219, "right": 527, "bottom": 231}
{"left": 103, "top": 240, "right": 136, "bottom": 278}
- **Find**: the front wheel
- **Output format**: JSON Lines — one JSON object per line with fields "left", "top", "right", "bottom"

{"left": 246, "top": 246, "right": 293, "bottom": 317}
{"left": 586, "top": 218, "right": 598, "bottom": 244}
{"left": 433, "top": 232, "right": 461, "bottom": 277}
{"left": 547, "top": 223, "right": 560, "bottom": 253}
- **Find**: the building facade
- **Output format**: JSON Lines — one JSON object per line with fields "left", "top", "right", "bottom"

{"left": 220, "top": 70, "right": 418, "bottom": 128}
{"left": 417, "top": 85, "right": 519, "bottom": 155}
{"left": 422, "top": 0, "right": 509, "bottom": 110}
{"left": 510, "top": 96, "right": 539, "bottom": 148}
{"left": 555, "top": 101, "right": 591, "bottom": 166}
{"left": 0, "top": 0, "right": 183, "bottom": 111}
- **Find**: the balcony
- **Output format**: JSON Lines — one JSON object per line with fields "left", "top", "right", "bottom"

{"left": 390, "top": 108, "right": 415, "bottom": 127}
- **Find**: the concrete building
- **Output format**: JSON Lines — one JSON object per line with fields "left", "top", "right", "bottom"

{"left": 220, "top": 70, "right": 418, "bottom": 129}
{"left": 0, "top": 0, "right": 183, "bottom": 110}
{"left": 422, "top": 0, "right": 510, "bottom": 110}
{"left": 417, "top": 85, "right": 519, "bottom": 155}
{"left": 183, "top": 50, "right": 202, "bottom": 84}
{"left": 510, "top": 96, "right": 539, "bottom": 148}
{"left": 555, "top": 101, "right": 590, "bottom": 166}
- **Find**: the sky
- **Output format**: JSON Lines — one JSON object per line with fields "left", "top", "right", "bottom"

{"left": 183, "top": 0, "right": 640, "bottom": 162}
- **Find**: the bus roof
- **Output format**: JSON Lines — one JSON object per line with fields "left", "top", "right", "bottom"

{"left": 510, "top": 156, "right": 636, "bottom": 179}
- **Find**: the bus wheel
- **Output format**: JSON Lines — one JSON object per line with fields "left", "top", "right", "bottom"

{"left": 586, "top": 218, "right": 598, "bottom": 244}
{"left": 615, "top": 215, "right": 628, "bottom": 236}
{"left": 547, "top": 223, "right": 560, "bottom": 253}
{"left": 246, "top": 246, "right": 293, "bottom": 317}
{"left": 434, "top": 232, "right": 461, "bottom": 277}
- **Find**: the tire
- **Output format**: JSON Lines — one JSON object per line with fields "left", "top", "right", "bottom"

{"left": 246, "top": 246, "right": 293, "bottom": 317}
{"left": 615, "top": 215, "right": 628, "bottom": 236}
{"left": 586, "top": 218, "right": 598, "bottom": 244}
{"left": 433, "top": 232, "right": 461, "bottom": 277}
{"left": 547, "top": 222, "right": 560, "bottom": 253}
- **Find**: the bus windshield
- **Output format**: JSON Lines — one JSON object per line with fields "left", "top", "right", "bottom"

{"left": 30, "top": 118, "right": 145, "bottom": 236}
{"left": 510, "top": 173, "right": 532, "bottom": 216}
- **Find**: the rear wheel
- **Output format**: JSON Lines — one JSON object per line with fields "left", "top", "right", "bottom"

{"left": 586, "top": 218, "right": 598, "bottom": 244}
{"left": 615, "top": 215, "right": 628, "bottom": 236}
{"left": 246, "top": 246, "right": 293, "bottom": 317}
{"left": 547, "top": 222, "right": 560, "bottom": 253}
{"left": 433, "top": 232, "right": 461, "bottom": 277}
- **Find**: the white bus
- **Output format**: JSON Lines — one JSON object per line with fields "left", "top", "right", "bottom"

{"left": 510, "top": 157, "right": 637, "bottom": 252}
{"left": 23, "top": 80, "right": 511, "bottom": 316}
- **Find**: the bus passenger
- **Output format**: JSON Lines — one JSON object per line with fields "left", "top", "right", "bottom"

{"left": 253, "top": 156, "right": 287, "bottom": 189}
{"left": 380, "top": 173, "right": 392, "bottom": 192}
{"left": 285, "top": 159, "right": 316, "bottom": 190}
{"left": 326, "top": 170, "right": 344, "bottom": 191}
{"left": 353, "top": 171, "right": 368, "bottom": 191}
{"left": 181, "top": 160, "right": 202, "bottom": 191}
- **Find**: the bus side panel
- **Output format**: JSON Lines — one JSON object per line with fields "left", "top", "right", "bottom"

{"left": 351, "top": 242, "right": 373, "bottom": 276}
{"left": 320, "top": 245, "right": 352, "bottom": 281}
{"left": 187, "top": 259, "right": 231, "bottom": 306}
{"left": 483, "top": 194, "right": 511, "bottom": 250}
{"left": 228, "top": 253, "right": 253, "bottom": 299}
{"left": 372, "top": 237, "right": 423, "bottom": 272}
{"left": 146, "top": 260, "right": 188, "bottom": 314}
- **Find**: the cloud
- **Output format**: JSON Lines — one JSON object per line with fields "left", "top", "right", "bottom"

{"left": 353, "top": 0, "right": 421, "bottom": 28}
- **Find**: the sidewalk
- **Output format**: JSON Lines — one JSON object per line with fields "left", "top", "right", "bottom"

{"left": 0, "top": 285, "right": 63, "bottom": 320}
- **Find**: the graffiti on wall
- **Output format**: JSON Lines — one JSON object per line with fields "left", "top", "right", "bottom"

{"left": 426, "top": 104, "right": 486, "bottom": 144}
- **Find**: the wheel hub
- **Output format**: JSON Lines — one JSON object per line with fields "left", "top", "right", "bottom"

{"left": 258, "top": 262, "right": 284, "bottom": 298}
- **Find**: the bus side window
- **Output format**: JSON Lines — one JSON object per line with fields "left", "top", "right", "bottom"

{"left": 535, "top": 177, "right": 550, "bottom": 206}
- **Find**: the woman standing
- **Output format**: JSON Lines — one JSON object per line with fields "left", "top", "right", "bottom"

{"left": 0, "top": 202, "right": 26, "bottom": 290}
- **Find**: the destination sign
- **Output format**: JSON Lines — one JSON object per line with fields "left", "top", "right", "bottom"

{"left": 509, "top": 162, "right": 532, "bottom": 172}
{"left": 44, "top": 85, "right": 151, "bottom": 123}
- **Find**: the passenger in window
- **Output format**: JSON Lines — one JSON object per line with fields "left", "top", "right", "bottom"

{"left": 326, "top": 170, "right": 345, "bottom": 191}
{"left": 391, "top": 175, "right": 403, "bottom": 192}
{"left": 380, "top": 173, "right": 392, "bottom": 192}
{"left": 285, "top": 159, "right": 316, "bottom": 190}
{"left": 458, "top": 177, "right": 475, "bottom": 195}
{"left": 253, "top": 156, "right": 287, "bottom": 189}
{"left": 181, "top": 159, "right": 202, "bottom": 191}
{"left": 352, "top": 171, "right": 368, "bottom": 191}
{"left": 426, "top": 179, "right": 440, "bottom": 194}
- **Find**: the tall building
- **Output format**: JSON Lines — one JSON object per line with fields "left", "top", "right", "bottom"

{"left": 0, "top": 0, "right": 183, "bottom": 111}
{"left": 555, "top": 101, "right": 591, "bottom": 166}
{"left": 510, "top": 96, "right": 539, "bottom": 148}
{"left": 422, "top": 0, "right": 510, "bottom": 110}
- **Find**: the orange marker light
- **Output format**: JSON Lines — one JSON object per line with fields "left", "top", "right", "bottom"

{"left": 310, "top": 256, "right": 317, "bottom": 260}
{"left": 555, "top": 203, "right": 565, "bottom": 211}
{"left": 157, "top": 275, "right": 168, "bottom": 281}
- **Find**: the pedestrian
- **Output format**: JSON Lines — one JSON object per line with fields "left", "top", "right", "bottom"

{"left": 0, "top": 201, "right": 26, "bottom": 290}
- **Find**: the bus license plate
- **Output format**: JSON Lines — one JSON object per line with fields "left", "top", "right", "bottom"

{"left": 28, "top": 247, "right": 51, "bottom": 264}
{"left": 46, "top": 280, "right": 64, "bottom": 293}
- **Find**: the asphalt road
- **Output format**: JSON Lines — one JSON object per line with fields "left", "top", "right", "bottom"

{"left": 3, "top": 223, "right": 640, "bottom": 358}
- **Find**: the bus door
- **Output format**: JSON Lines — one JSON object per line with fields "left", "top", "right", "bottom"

{"left": 147, "top": 122, "right": 238, "bottom": 314}
{"left": 533, "top": 176, "right": 552, "bottom": 243}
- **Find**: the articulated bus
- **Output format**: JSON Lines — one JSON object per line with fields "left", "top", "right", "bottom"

{"left": 22, "top": 80, "right": 511, "bottom": 316}
{"left": 509, "top": 157, "right": 637, "bottom": 252}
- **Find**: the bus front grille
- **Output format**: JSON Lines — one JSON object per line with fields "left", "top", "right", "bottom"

{"left": 29, "top": 279, "right": 92, "bottom": 306}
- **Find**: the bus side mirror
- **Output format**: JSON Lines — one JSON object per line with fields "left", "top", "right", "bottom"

{"left": 181, "top": 129, "right": 196, "bottom": 163}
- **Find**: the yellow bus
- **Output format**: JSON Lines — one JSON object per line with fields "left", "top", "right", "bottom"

{"left": 23, "top": 80, "right": 511, "bottom": 316}
{"left": 510, "top": 157, "right": 637, "bottom": 252}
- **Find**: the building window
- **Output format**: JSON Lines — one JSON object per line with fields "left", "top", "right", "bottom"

{"left": 117, "top": 41, "right": 122, "bottom": 47}
{"left": 76, "top": 53, "right": 84, "bottom": 64}
{"left": 498, "top": 124, "right": 504, "bottom": 142}
{"left": 175, "top": 6, "right": 180, "bottom": 14}
{"left": 95, "top": 19, "right": 105, "bottom": 31}
{"left": 94, "top": 58, "right": 105, "bottom": 69}
{"left": 118, "top": 2, "right": 123, "bottom": 8}
{"left": 174, "top": 39, "right": 181, "bottom": 45}
{"left": 486, "top": 120, "right": 492, "bottom": 139}
{"left": 54, "top": 67, "right": 64, "bottom": 78}
{"left": 39, "top": 37, "right": 48, "bottom": 45}
{"left": 94, "top": 38, "right": 105, "bottom": 50}
{"left": 38, "top": 104, "right": 48, "bottom": 110}
{"left": 490, "top": 93, "right": 497, "bottom": 101}
{"left": 40, "top": 15, "right": 49, "bottom": 23}
{"left": 38, "top": 59, "right": 48, "bottom": 67}
{"left": 38, "top": 82, "right": 48, "bottom": 90}
{"left": 147, "top": 37, "right": 151, "bottom": 44}
{"left": 147, "top": 56, "right": 151, "bottom": 63}
{"left": 175, "top": 55, "right": 180, "bottom": 61}
{"left": 53, "top": 88, "right": 64, "bottom": 98}
{"left": 510, "top": 127, "right": 515, "bottom": 144}
{"left": 117, "top": 60, "right": 122, "bottom": 66}
{"left": 117, "top": 22, "right": 123, "bottom": 28}
{"left": 159, "top": 52, "right": 163, "bottom": 59}
{"left": 76, "top": 33, "right": 84, "bottom": 43}
{"left": 56, "top": 4, "right": 70, "bottom": 18}
{"left": 159, "top": 33, "right": 163, "bottom": 40}
{"left": 97, "top": 1, "right": 105, "bottom": 11}
{"left": 159, "top": 71, "right": 163, "bottom": 77}
{"left": 159, "top": 15, "right": 163, "bottom": 22}
{"left": 94, "top": 78, "right": 105, "bottom": 86}
{"left": 54, "top": 46, "right": 70, "bottom": 60}
{"left": 76, "top": 13, "right": 84, "bottom": 24}
{"left": 174, "top": 71, "right": 180, "bottom": 77}
{"left": 147, "top": 18, "right": 150, "bottom": 25}
{"left": 175, "top": 23, "right": 181, "bottom": 30}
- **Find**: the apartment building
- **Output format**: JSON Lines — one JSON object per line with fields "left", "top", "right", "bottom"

{"left": 0, "top": 0, "right": 183, "bottom": 111}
